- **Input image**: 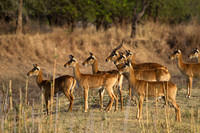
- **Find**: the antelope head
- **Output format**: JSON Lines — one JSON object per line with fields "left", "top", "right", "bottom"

{"left": 82, "top": 52, "right": 96, "bottom": 66}
{"left": 27, "top": 64, "right": 41, "bottom": 76}
{"left": 114, "top": 52, "right": 127, "bottom": 65}
{"left": 105, "top": 50, "right": 120, "bottom": 62}
{"left": 189, "top": 48, "right": 199, "bottom": 59}
{"left": 118, "top": 61, "right": 131, "bottom": 74}
{"left": 105, "top": 40, "right": 124, "bottom": 62}
{"left": 125, "top": 50, "right": 134, "bottom": 61}
{"left": 64, "top": 55, "right": 78, "bottom": 68}
{"left": 169, "top": 49, "right": 182, "bottom": 60}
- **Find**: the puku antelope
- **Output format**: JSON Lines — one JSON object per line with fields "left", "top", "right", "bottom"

{"left": 105, "top": 40, "right": 124, "bottom": 63}
{"left": 169, "top": 49, "right": 200, "bottom": 98}
{"left": 118, "top": 61, "right": 181, "bottom": 122}
{"left": 27, "top": 64, "right": 76, "bottom": 114}
{"left": 64, "top": 55, "right": 120, "bottom": 112}
{"left": 107, "top": 49, "right": 170, "bottom": 99}
{"left": 117, "top": 50, "right": 170, "bottom": 81}
{"left": 82, "top": 52, "right": 124, "bottom": 110}
{"left": 189, "top": 48, "right": 200, "bottom": 62}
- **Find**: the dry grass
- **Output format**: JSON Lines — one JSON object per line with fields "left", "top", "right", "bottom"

{"left": 1, "top": 21, "right": 200, "bottom": 132}
{"left": 0, "top": 87, "right": 200, "bottom": 133}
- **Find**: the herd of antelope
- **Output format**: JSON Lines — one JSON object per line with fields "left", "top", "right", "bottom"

{"left": 26, "top": 40, "right": 200, "bottom": 122}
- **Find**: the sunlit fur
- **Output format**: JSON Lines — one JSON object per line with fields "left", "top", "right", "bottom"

{"left": 27, "top": 64, "right": 76, "bottom": 114}
{"left": 82, "top": 52, "right": 124, "bottom": 110}
{"left": 115, "top": 50, "right": 171, "bottom": 82}
{"left": 118, "top": 62, "right": 181, "bottom": 122}
{"left": 169, "top": 49, "right": 200, "bottom": 98}
{"left": 64, "top": 55, "right": 120, "bottom": 112}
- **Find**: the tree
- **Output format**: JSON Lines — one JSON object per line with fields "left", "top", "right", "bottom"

{"left": 16, "top": 0, "right": 23, "bottom": 34}
{"left": 130, "top": 0, "right": 150, "bottom": 38}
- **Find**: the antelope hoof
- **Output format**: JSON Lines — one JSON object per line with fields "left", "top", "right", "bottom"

{"left": 105, "top": 107, "right": 110, "bottom": 112}
{"left": 186, "top": 95, "right": 191, "bottom": 98}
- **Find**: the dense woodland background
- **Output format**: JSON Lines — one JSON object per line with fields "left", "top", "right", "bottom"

{"left": 1, "top": 0, "right": 200, "bottom": 34}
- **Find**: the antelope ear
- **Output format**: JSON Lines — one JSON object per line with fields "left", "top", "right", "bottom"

{"left": 89, "top": 52, "right": 93, "bottom": 56}
{"left": 33, "top": 64, "right": 37, "bottom": 67}
{"left": 69, "top": 55, "right": 74, "bottom": 59}
{"left": 196, "top": 48, "right": 199, "bottom": 52}
{"left": 177, "top": 49, "right": 181, "bottom": 53}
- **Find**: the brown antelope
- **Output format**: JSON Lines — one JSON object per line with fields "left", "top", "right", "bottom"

{"left": 64, "top": 55, "right": 120, "bottom": 112}
{"left": 82, "top": 52, "right": 124, "bottom": 110}
{"left": 189, "top": 48, "right": 200, "bottom": 62}
{"left": 27, "top": 64, "right": 76, "bottom": 114}
{"left": 169, "top": 49, "right": 200, "bottom": 98}
{"left": 120, "top": 50, "right": 170, "bottom": 81}
{"left": 105, "top": 40, "right": 124, "bottom": 63}
{"left": 118, "top": 61, "right": 181, "bottom": 122}
{"left": 107, "top": 49, "right": 171, "bottom": 99}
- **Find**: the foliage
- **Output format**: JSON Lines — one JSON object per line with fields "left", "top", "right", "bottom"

{"left": 0, "top": 0, "right": 200, "bottom": 28}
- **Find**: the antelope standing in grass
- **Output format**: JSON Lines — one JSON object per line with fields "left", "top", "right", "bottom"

{"left": 120, "top": 50, "right": 170, "bottom": 81}
{"left": 82, "top": 52, "right": 124, "bottom": 110}
{"left": 105, "top": 41, "right": 135, "bottom": 98}
{"left": 64, "top": 55, "right": 120, "bottom": 112}
{"left": 27, "top": 64, "right": 76, "bottom": 114}
{"left": 118, "top": 61, "right": 181, "bottom": 122}
{"left": 189, "top": 48, "right": 200, "bottom": 62}
{"left": 169, "top": 49, "right": 200, "bottom": 98}
{"left": 107, "top": 49, "right": 170, "bottom": 98}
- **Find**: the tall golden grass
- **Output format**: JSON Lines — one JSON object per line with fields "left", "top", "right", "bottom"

{"left": 1, "top": 21, "right": 200, "bottom": 132}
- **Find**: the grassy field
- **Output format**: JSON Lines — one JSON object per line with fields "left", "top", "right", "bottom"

{"left": 0, "top": 80, "right": 200, "bottom": 133}
{"left": 1, "top": 21, "right": 200, "bottom": 132}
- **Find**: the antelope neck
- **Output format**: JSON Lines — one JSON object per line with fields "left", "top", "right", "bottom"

{"left": 92, "top": 59, "right": 99, "bottom": 74}
{"left": 177, "top": 54, "right": 186, "bottom": 71}
{"left": 130, "top": 56, "right": 136, "bottom": 67}
{"left": 73, "top": 63, "right": 82, "bottom": 81}
{"left": 36, "top": 71, "right": 43, "bottom": 88}
{"left": 128, "top": 65, "right": 137, "bottom": 86}
{"left": 198, "top": 56, "right": 200, "bottom": 62}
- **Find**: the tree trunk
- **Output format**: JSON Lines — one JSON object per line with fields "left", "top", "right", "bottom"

{"left": 16, "top": 0, "right": 23, "bottom": 34}
{"left": 154, "top": 5, "right": 159, "bottom": 22}
{"left": 130, "top": 19, "right": 137, "bottom": 38}
{"left": 130, "top": 0, "right": 150, "bottom": 38}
